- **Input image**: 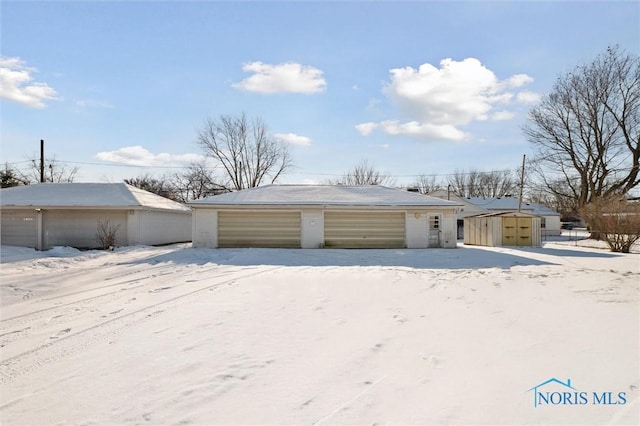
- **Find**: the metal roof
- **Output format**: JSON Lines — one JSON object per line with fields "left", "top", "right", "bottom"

{"left": 190, "top": 185, "right": 462, "bottom": 207}
{"left": 0, "top": 183, "right": 190, "bottom": 212}
{"left": 464, "top": 211, "right": 540, "bottom": 218}
{"left": 464, "top": 197, "right": 560, "bottom": 216}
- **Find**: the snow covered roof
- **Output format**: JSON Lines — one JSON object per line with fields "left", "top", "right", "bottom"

{"left": 190, "top": 185, "right": 462, "bottom": 207}
{"left": 464, "top": 197, "right": 560, "bottom": 216}
{"left": 0, "top": 183, "right": 190, "bottom": 212}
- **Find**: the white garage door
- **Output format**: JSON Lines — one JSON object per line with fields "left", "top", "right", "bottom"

{"left": 43, "top": 210, "right": 127, "bottom": 249}
{"left": 1, "top": 210, "right": 38, "bottom": 247}
{"left": 218, "top": 211, "right": 301, "bottom": 248}
{"left": 324, "top": 211, "right": 406, "bottom": 248}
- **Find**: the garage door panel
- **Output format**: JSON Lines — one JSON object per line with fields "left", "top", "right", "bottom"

{"left": 1, "top": 210, "right": 37, "bottom": 247}
{"left": 324, "top": 211, "right": 405, "bottom": 248}
{"left": 218, "top": 211, "right": 301, "bottom": 248}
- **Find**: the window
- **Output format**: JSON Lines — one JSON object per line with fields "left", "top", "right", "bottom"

{"left": 429, "top": 216, "right": 440, "bottom": 230}
{"left": 541, "top": 217, "right": 546, "bottom": 228}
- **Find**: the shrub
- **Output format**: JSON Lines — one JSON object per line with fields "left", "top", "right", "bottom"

{"left": 580, "top": 197, "right": 640, "bottom": 253}
{"left": 96, "top": 219, "right": 121, "bottom": 250}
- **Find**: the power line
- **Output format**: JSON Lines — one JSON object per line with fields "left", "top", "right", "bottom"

{"left": 2, "top": 158, "right": 522, "bottom": 178}
{"left": 4, "top": 157, "right": 637, "bottom": 181}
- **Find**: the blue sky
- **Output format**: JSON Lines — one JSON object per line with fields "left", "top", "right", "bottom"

{"left": 2, "top": 1, "right": 639, "bottom": 186}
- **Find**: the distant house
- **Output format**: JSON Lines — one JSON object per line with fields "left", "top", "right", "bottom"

{"left": 1, "top": 183, "right": 192, "bottom": 250}
{"left": 428, "top": 190, "right": 561, "bottom": 238}
{"left": 189, "top": 185, "right": 462, "bottom": 249}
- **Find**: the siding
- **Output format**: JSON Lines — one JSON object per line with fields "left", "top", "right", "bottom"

{"left": 133, "top": 210, "right": 191, "bottom": 246}
{"left": 43, "top": 210, "right": 127, "bottom": 249}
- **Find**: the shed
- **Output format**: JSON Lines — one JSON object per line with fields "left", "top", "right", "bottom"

{"left": 1, "top": 183, "right": 192, "bottom": 250}
{"left": 428, "top": 191, "right": 561, "bottom": 238}
{"left": 464, "top": 211, "right": 541, "bottom": 247}
{"left": 189, "top": 185, "right": 462, "bottom": 249}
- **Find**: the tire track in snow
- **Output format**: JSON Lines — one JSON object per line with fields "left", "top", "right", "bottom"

{"left": 0, "top": 246, "right": 199, "bottom": 305}
{"left": 0, "top": 264, "right": 245, "bottom": 352}
{"left": 0, "top": 263, "right": 237, "bottom": 323}
{"left": 0, "top": 265, "right": 292, "bottom": 384}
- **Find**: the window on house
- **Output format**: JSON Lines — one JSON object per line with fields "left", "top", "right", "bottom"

{"left": 429, "top": 216, "right": 440, "bottom": 230}
{"left": 541, "top": 217, "right": 546, "bottom": 228}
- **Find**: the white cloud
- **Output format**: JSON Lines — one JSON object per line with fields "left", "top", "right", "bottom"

{"left": 505, "top": 74, "right": 534, "bottom": 88}
{"left": 355, "top": 122, "right": 378, "bottom": 136}
{"left": 516, "top": 90, "right": 542, "bottom": 104}
{"left": 379, "top": 120, "right": 468, "bottom": 141}
{"left": 274, "top": 133, "right": 312, "bottom": 147}
{"left": 232, "top": 61, "right": 326, "bottom": 94}
{"left": 95, "top": 146, "right": 204, "bottom": 166}
{"left": 491, "top": 110, "right": 515, "bottom": 121}
{"left": 0, "top": 57, "right": 60, "bottom": 108}
{"left": 360, "top": 57, "right": 535, "bottom": 142}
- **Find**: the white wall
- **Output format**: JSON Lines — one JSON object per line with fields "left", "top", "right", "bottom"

{"left": 193, "top": 209, "right": 218, "bottom": 248}
{"left": 542, "top": 215, "right": 561, "bottom": 237}
{"left": 406, "top": 209, "right": 457, "bottom": 248}
{"left": 129, "top": 210, "right": 191, "bottom": 246}
{"left": 441, "top": 210, "right": 457, "bottom": 248}
{"left": 43, "top": 210, "right": 128, "bottom": 249}
{"left": 301, "top": 209, "right": 323, "bottom": 248}
{"left": 405, "top": 211, "right": 428, "bottom": 248}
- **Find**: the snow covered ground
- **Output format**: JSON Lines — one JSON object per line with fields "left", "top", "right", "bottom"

{"left": 1, "top": 239, "right": 638, "bottom": 425}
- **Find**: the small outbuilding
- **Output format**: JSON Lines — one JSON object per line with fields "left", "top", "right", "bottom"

{"left": 427, "top": 191, "right": 561, "bottom": 238}
{"left": 1, "top": 183, "right": 192, "bottom": 250}
{"left": 464, "top": 211, "right": 541, "bottom": 247}
{"left": 190, "top": 185, "right": 462, "bottom": 249}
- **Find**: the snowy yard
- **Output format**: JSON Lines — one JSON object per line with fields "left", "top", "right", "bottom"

{"left": 1, "top": 241, "right": 638, "bottom": 425}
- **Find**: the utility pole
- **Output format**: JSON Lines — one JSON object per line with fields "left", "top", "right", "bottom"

{"left": 517, "top": 154, "right": 526, "bottom": 212}
{"left": 40, "top": 139, "right": 45, "bottom": 183}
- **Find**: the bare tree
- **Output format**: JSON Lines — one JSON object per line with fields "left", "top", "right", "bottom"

{"left": 170, "top": 162, "right": 228, "bottom": 202}
{"left": 524, "top": 46, "right": 640, "bottom": 208}
{"left": 526, "top": 182, "right": 580, "bottom": 222}
{"left": 24, "top": 157, "right": 78, "bottom": 183}
{"left": 447, "top": 169, "right": 517, "bottom": 198}
{"left": 448, "top": 170, "right": 468, "bottom": 197}
{"left": 413, "top": 175, "right": 443, "bottom": 194}
{"left": 196, "top": 113, "right": 292, "bottom": 191}
{"left": 124, "top": 174, "right": 178, "bottom": 200}
{"left": 329, "top": 160, "right": 397, "bottom": 186}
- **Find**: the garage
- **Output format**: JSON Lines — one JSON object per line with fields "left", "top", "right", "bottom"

{"left": 1, "top": 210, "right": 38, "bottom": 247}
{"left": 191, "top": 185, "right": 462, "bottom": 249}
{"left": 1, "top": 183, "right": 192, "bottom": 250}
{"left": 218, "top": 211, "right": 301, "bottom": 248}
{"left": 324, "top": 211, "right": 405, "bottom": 248}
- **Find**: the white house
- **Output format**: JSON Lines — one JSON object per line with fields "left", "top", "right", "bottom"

{"left": 190, "top": 185, "right": 462, "bottom": 249}
{"left": 1, "top": 183, "right": 192, "bottom": 250}
{"left": 428, "top": 191, "right": 561, "bottom": 238}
